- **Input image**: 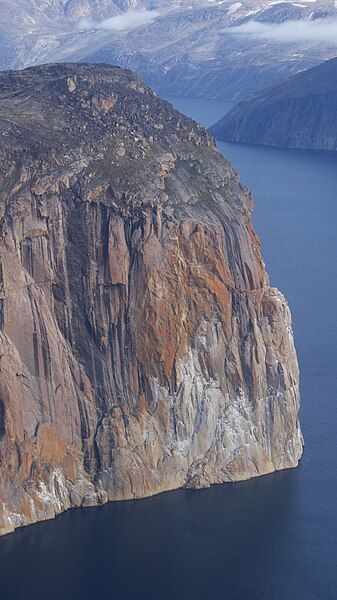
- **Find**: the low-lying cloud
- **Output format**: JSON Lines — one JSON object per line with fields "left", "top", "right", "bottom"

{"left": 223, "top": 18, "right": 337, "bottom": 46}
{"left": 80, "top": 10, "right": 159, "bottom": 32}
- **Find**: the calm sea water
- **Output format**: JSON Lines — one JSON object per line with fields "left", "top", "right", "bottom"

{"left": 1, "top": 97, "right": 337, "bottom": 600}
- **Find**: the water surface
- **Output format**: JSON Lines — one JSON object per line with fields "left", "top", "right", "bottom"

{"left": 1, "top": 96, "right": 337, "bottom": 600}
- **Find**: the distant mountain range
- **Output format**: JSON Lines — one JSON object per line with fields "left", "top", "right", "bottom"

{"left": 209, "top": 56, "right": 337, "bottom": 150}
{"left": 1, "top": 0, "right": 337, "bottom": 100}
{"left": 0, "top": 0, "right": 137, "bottom": 71}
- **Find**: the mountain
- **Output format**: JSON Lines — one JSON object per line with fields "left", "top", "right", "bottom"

{"left": 81, "top": 0, "right": 337, "bottom": 101}
{"left": 209, "top": 56, "right": 337, "bottom": 150}
{"left": 0, "top": 0, "right": 139, "bottom": 71}
{"left": 0, "top": 0, "right": 138, "bottom": 23}
{"left": 0, "top": 63, "right": 303, "bottom": 536}
{"left": 1, "top": 0, "right": 337, "bottom": 100}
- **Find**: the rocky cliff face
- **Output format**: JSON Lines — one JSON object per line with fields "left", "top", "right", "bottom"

{"left": 209, "top": 57, "right": 337, "bottom": 150}
{"left": 0, "top": 63, "right": 303, "bottom": 536}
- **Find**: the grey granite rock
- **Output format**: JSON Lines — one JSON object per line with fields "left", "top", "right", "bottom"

{"left": 0, "top": 63, "right": 303, "bottom": 536}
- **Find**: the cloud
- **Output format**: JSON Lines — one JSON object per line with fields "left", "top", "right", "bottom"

{"left": 222, "top": 17, "right": 337, "bottom": 46}
{"left": 227, "top": 3, "right": 242, "bottom": 16}
{"left": 80, "top": 10, "right": 159, "bottom": 32}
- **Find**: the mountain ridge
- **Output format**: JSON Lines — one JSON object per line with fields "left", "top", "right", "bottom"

{"left": 1, "top": 0, "right": 337, "bottom": 100}
{"left": 209, "top": 56, "right": 337, "bottom": 150}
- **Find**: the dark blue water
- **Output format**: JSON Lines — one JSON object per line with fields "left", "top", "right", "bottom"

{"left": 1, "top": 97, "right": 337, "bottom": 600}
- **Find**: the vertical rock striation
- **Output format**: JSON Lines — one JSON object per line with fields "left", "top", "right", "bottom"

{"left": 0, "top": 64, "right": 303, "bottom": 536}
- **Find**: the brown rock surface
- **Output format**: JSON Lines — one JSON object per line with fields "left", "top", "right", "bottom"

{"left": 0, "top": 63, "right": 303, "bottom": 536}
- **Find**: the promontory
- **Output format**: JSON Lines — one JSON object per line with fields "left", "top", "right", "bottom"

{"left": 0, "top": 63, "right": 303, "bottom": 535}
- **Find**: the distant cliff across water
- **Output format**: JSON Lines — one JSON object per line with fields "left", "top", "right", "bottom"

{"left": 209, "top": 57, "right": 337, "bottom": 151}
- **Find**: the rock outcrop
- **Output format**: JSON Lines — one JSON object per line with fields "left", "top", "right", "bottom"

{"left": 209, "top": 56, "right": 337, "bottom": 151}
{"left": 0, "top": 63, "right": 303, "bottom": 536}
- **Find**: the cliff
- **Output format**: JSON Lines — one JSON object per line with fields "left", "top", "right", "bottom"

{"left": 0, "top": 63, "right": 303, "bottom": 536}
{"left": 209, "top": 57, "right": 337, "bottom": 151}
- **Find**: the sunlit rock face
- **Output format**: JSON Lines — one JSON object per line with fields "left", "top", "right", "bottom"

{"left": 0, "top": 63, "right": 303, "bottom": 536}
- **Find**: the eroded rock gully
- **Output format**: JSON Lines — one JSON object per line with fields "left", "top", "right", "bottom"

{"left": 0, "top": 63, "right": 303, "bottom": 535}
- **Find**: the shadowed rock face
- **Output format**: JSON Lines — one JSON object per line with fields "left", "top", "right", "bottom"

{"left": 0, "top": 63, "right": 303, "bottom": 536}
{"left": 209, "top": 56, "right": 337, "bottom": 150}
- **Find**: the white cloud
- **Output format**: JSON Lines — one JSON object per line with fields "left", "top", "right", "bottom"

{"left": 222, "top": 17, "right": 337, "bottom": 46}
{"left": 227, "top": 3, "right": 242, "bottom": 15}
{"left": 80, "top": 10, "right": 159, "bottom": 32}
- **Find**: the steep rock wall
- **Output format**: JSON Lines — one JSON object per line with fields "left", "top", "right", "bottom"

{"left": 0, "top": 64, "right": 303, "bottom": 535}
